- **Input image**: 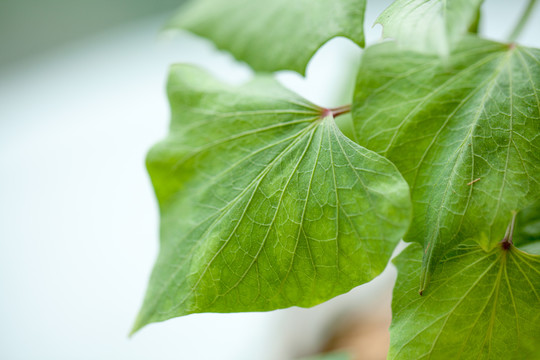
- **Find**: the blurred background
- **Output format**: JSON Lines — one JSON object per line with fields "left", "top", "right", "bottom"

{"left": 0, "top": 0, "right": 181, "bottom": 66}
{"left": 0, "top": 1, "right": 538, "bottom": 359}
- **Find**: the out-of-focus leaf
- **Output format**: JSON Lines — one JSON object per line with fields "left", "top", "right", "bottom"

{"left": 514, "top": 200, "right": 540, "bottom": 249}
{"left": 166, "top": 0, "right": 366, "bottom": 74}
{"left": 377, "top": 0, "right": 483, "bottom": 56}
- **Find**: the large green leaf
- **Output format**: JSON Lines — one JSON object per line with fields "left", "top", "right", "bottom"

{"left": 352, "top": 37, "right": 540, "bottom": 291}
{"left": 166, "top": 0, "right": 366, "bottom": 74}
{"left": 133, "top": 65, "right": 411, "bottom": 332}
{"left": 390, "top": 242, "right": 540, "bottom": 359}
{"left": 377, "top": 0, "right": 483, "bottom": 56}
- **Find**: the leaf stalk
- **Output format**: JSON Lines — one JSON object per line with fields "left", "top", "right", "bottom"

{"left": 322, "top": 105, "right": 351, "bottom": 119}
{"left": 501, "top": 211, "right": 517, "bottom": 250}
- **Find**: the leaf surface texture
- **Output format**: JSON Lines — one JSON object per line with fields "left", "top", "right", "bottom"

{"left": 133, "top": 65, "right": 411, "bottom": 331}
{"left": 353, "top": 37, "right": 540, "bottom": 289}
{"left": 390, "top": 243, "right": 540, "bottom": 359}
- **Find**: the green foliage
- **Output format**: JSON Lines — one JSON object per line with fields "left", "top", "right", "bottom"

{"left": 515, "top": 201, "right": 540, "bottom": 255}
{"left": 166, "top": 0, "right": 366, "bottom": 73}
{"left": 352, "top": 37, "right": 540, "bottom": 291}
{"left": 515, "top": 200, "right": 540, "bottom": 247}
{"left": 376, "top": 0, "right": 483, "bottom": 56}
{"left": 391, "top": 243, "right": 540, "bottom": 359}
{"left": 135, "top": 0, "right": 540, "bottom": 358}
{"left": 133, "top": 65, "right": 411, "bottom": 331}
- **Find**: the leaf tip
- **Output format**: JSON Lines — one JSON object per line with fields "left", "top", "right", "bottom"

{"left": 129, "top": 321, "right": 143, "bottom": 338}
{"left": 129, "top": 311, "right": 150, "bottom": 337}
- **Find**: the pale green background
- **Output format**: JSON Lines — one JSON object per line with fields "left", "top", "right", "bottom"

{"left": 0, "top": 0, "right": 184, "bottom": 65}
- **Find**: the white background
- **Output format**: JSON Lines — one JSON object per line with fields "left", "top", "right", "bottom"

{"left": 1, "top": 1, "right": 539, "bottom": 359}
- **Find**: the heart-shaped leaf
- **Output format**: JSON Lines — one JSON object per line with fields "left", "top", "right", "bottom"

{"left": 132, "top": 65, "right": 411, "bottom": 332}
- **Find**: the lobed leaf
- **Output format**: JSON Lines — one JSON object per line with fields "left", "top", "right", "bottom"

{"left": 133, "top": 65, "right": 411, "bottom": 332}
{"left": 352, "top": 37, "right": 540, "bottom": 291}
{"left": 377, "top": 0, "right": 483, "bottom": 56}
{"left": 390, "top": 242, "right": 540, "bottom": 359}
{"left": 166, "top": 0, "right": 366, "bottom": 74}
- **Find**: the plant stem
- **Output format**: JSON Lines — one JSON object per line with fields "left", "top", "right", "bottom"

{"left": 328, "top": 105, "right": 351, "bottom": 118}
{"left": 501, "top": 211, "right": 517, "bottom": 250}
{"left": 508, "top": 0, "right": 538, "bottom": 43}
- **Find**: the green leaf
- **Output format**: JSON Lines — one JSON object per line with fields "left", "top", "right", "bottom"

{"left": 166, "top": 0, "right": 366, "bottom": 74}
{"left": 521, "top": 241, "right": 540, "bottom": 255}
{"left": 377, "top": 0, "right": 483, "bottom": 56}
{"left": 390, "top": 242, "right": 540, "bottom": 359}
{"left": 514, "top": 200, "right": 540, "bottom": 248}
{"left": 133, "top": 65, "right": 411, "bottom": 332}
{"left": 352, "top": 37, "right": 540, "bottom": 291}
{"left": 467, "top": 6, "right": 482, "bottom": 34}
